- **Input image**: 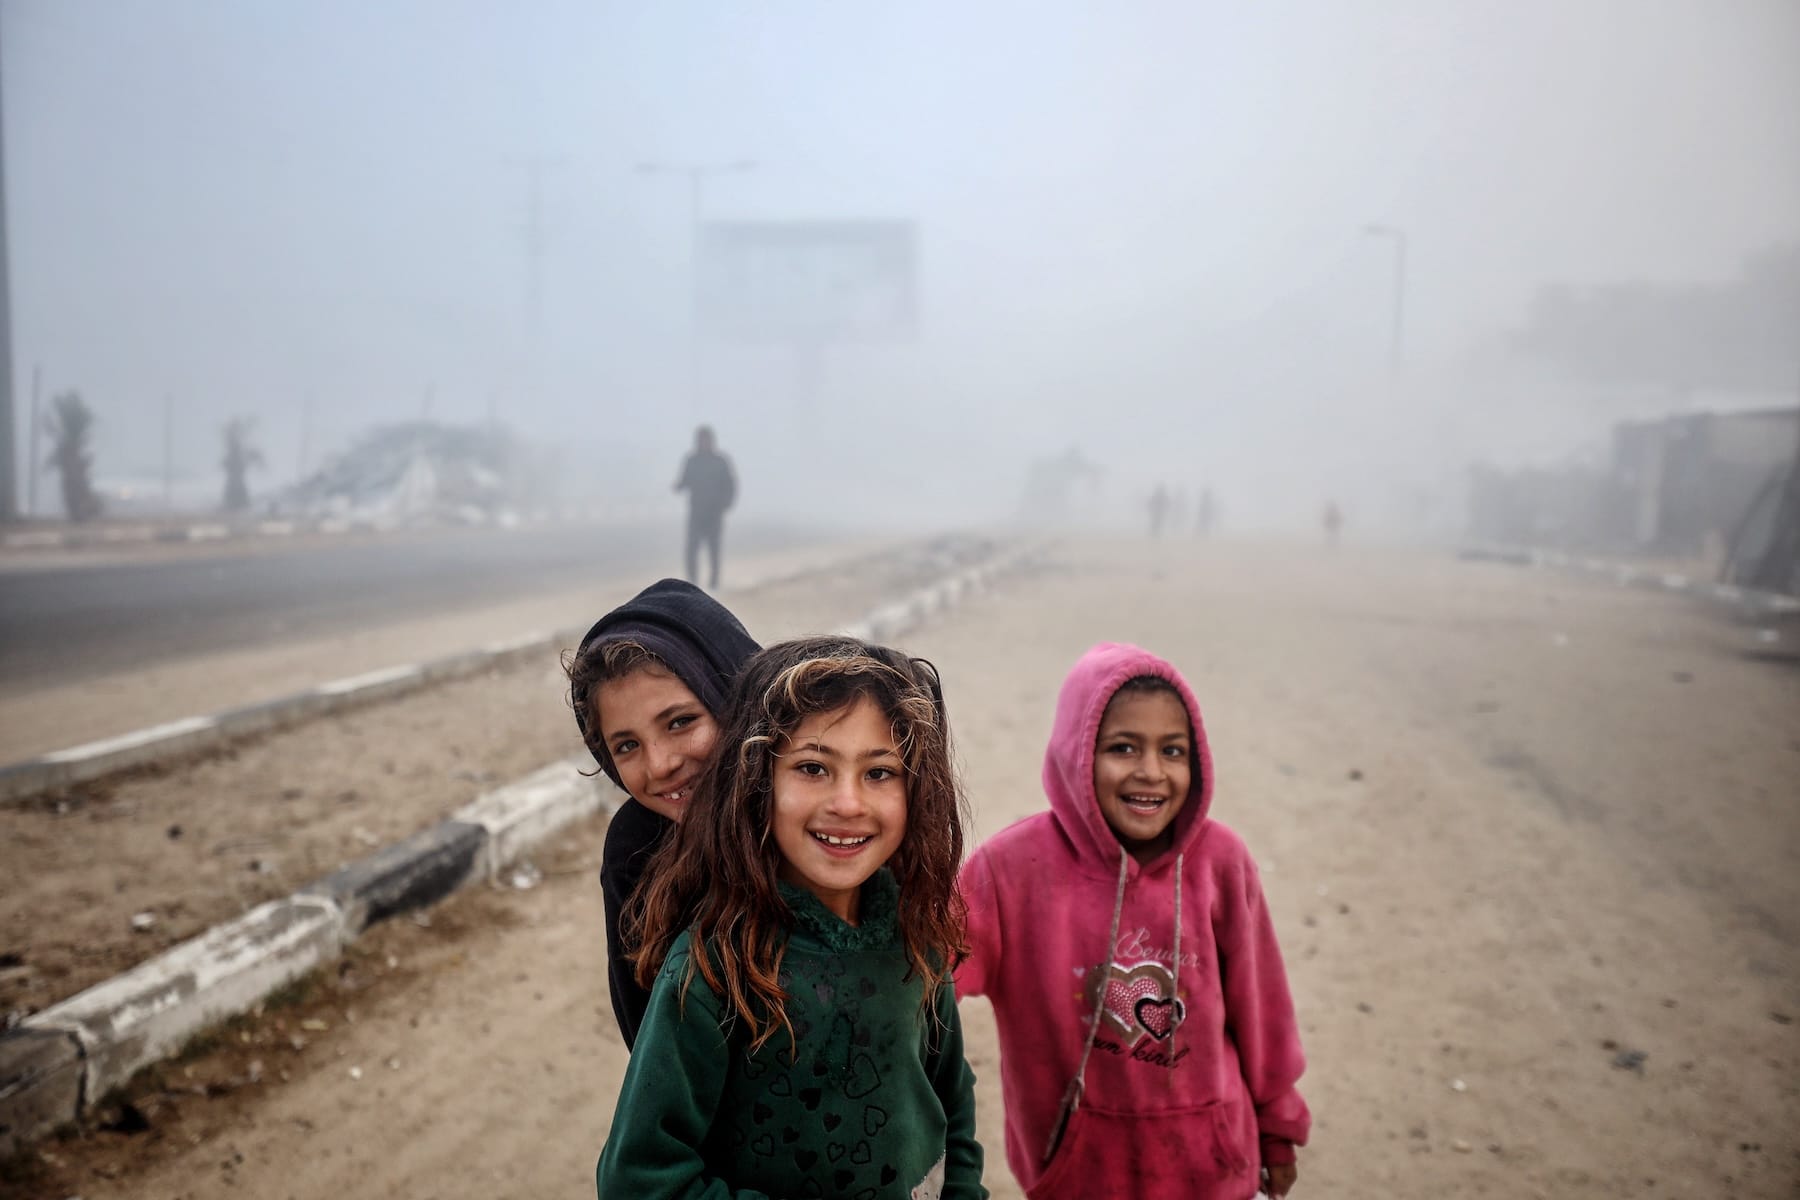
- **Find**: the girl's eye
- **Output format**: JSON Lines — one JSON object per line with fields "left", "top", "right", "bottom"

{"left": 796, "top": 760, "right": 828, "bottom": 777}
{"left": 867, "top": 766, "right": 898, "bottom": 782}
{"left": 670, "top": 714, "right": 696, "bottom": 731}
{"left": 1106, "top": 741, "right": 1135, "bottom": 755}
{"left": 1163, "top": 745, "right": 1186, "bottom": 758}
{"left": 613, "top": 739, "right": 639, "bottom": 757}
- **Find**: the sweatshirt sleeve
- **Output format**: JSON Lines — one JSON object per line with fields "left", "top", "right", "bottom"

{"left": 954, "top": 847, "right": 1002, "bottom": 1001}
{"left": 1217, "top": 853, "right": 1312, "bottom": 1154}
{"left": 599, "top": 805, "right": 667, "bottom": 1050}
{"left": 595, "top": 948, "right": 773, "bottom": 1200}
{"left": 925, "top": 977, "right": 989, "bottom": 1200}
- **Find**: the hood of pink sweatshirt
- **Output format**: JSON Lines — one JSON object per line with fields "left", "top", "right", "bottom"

{"left": 1043, "top": 641, "right": 1216, "bottom": 874}
{"left": 959, "top": 643, "right": 1309, "bottom": 1200}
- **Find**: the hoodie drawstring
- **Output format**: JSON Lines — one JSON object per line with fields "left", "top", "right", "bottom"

{"left": 1170, "top": 851, "right": 1184, "bottom": 1084}
{"left": 1043, "top": 846, "right": 1131, "bottom": 1166}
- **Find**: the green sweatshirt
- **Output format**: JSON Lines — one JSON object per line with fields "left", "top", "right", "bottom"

{"left": 596, "top": 870, "right": 986, "bottom": 1200}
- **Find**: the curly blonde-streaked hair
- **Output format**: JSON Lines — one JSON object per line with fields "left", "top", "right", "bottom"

{"left": 628, "top": 635, "right": 970, "bottom": 1051}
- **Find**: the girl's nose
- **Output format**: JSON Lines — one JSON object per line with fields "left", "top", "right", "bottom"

{"left": 826, "top": 778, "right": 868, "bottom": 815}
{"left": 649, "top": 739, "right": 683, "bottom": 781}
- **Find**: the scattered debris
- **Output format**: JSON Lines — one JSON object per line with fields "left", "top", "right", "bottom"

{"left": 98, "top": 1100, "right": 152, "bottom": 1134}
{"left": 348, "top": 1065, "right": 362, "bottom": 1081}
{"left": 508, "top": 861, "right": 543, "bottom": 891}
{"left": 166, "top": 824, "right": 183, "bottom": 840}
{"left": 1356, "top": 1002, "right": 1373, "bottom": 1014}
{"left": 1347, "top": 768, "right": 1364, "bottom": 782}
{"left": 1771, "top": 1011, "right": 1792, "bottom": 1025}
{"left": 129, "top": 911, "right": 157, "bottom": 933}
{"left": 1450, "top": 1078, "right": 1468, "bottom": 1093}
{"left": 1611, "top": 1048, "right": 1647, "bottom": 1073}
{"left": 299, "top": 1018, "right": 330, "bottom": 1033}
{"left": 1452, "top": 1138, "right": 1473, "bottom": 1153}
{"left": 275, "top": 420, "right": 540, "bottom": 528}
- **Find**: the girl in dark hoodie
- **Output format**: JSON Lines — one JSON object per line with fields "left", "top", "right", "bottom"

{"left": 565, "top": 578, "right": 759, "bottom": 1050}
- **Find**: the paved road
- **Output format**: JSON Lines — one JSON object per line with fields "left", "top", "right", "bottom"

{"left": 0, "top": 519, "right": 819, "bottom": 689}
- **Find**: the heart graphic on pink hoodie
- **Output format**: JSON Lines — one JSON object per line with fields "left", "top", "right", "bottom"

{"left": 1095, "top": 960, "right": 1181, "bottom": 1043}
{"left": 1134, "top": 995, "right": 1186, "bottom": 1041}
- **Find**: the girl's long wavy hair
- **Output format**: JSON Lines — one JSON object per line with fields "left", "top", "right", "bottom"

{"left": 627, "top": 635, "right": 970, "bottom": 1051}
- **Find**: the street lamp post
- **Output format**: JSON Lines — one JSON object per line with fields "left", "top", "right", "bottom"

{"left": 1362, "top": 223, "right": 1407, "bottom": 383}
{"left": 636, "top": 160, "right": 758, "bottom": 413}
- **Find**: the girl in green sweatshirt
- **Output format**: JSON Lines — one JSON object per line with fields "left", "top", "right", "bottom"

{"left": 597, "top": 636, "right": 987, "bottom": 1200}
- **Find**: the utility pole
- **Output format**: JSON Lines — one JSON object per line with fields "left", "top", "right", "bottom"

{"left": 507, "top": 156, "right": 564, "bottom": 335}
{"left": 26, "top": 364, "right": 39, "bottom": 516}
{"left": 1362, "top": 223, "right": 1408, "bottom": 384}
{"left": 635, "top": 159, "right": 757, "bottom": 414}
{"left": 0, "top": 43, "right": 17, "bottom": 521}
{"left": 298, "top": 389, "right": 314, "bottom": 481}
{"left": 162, "top": 394, "right": 174, "bottom": 511}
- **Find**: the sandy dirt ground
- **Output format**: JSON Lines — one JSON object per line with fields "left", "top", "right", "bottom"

{"left": 0, "top": 534, "right": 973, "bottom": 1020}
{"left": 6, "top": 537, "right": 1798, "bottom": 1199}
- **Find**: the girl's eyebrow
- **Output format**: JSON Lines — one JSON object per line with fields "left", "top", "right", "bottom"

{"left": 791, "top": 740, "right": 900, "bottom": 761}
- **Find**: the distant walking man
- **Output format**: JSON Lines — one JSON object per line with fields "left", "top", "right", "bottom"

{"left": 674, "top": 425, "right": 737, "bottom": 589}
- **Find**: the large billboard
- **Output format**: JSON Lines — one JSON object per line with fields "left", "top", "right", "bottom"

{"left": 697, "top": 220, "right": 918, "bottom": 344}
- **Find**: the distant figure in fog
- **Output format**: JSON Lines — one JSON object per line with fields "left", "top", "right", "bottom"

{"left": 1148, "top": 483, "right": 1170, "bottom": 538}
{"left": 674, "top": 425, "right": 737, "bottom": 589}
{"left": 1195, "top": 486, "right": 1217, "bottom": 537}
{"left": 1322, "top": 500, "right": 1343, "bottom": 547}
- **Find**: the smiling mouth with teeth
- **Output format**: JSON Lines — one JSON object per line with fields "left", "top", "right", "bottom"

{"left": 811, "top": 832, "right": 874, "bottom": 848}
{"left": 1120, "top": 794, "right": 1168, "bottom": 812}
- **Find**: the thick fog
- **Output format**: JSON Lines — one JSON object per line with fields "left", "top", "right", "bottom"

{"left": 5, "top": 1, "right": 1797, "bottom": 533}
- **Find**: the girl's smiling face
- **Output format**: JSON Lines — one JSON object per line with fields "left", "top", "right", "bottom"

{"left": 593, "top": 666, "right": 718, "bottom": 821}
{"left": 1092, "top": 686, "right": 1193, "bottom": 863}
{"left": 771, "top": 696, "right": 908, "bottom": 926}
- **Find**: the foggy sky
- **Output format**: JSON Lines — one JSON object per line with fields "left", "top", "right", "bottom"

{"left": 5, "top": 1, "right": 1797, "bottom": 529}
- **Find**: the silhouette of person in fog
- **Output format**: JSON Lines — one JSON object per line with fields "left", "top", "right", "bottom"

{"left": 674, "top": 425, "right": 737, "bottom": 589}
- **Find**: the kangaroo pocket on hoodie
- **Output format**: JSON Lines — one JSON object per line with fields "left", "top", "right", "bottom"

{"left": 1026, "top": 1097, "right": 1257, "bottom": 1200}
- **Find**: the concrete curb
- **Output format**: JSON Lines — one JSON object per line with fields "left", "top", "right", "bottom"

{"left": 0, "top": 537, "right": 1048, "bottom": 1156}
{"left": 1457, "top": 543, "right": 1800, "bottom": 623}
{"left": 0, "top": 505, "right": 676, "bottom": 554}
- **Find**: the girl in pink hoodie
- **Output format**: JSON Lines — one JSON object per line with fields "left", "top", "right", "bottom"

{"left": 958, "top": 642, "right": 1309, "bottom": 1199}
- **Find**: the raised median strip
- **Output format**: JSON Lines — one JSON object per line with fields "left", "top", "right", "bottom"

{"left": 0, "top": 538, "right": 959, "bottom": 806}
{"left": 0, "top": 537, "right": 1046, "bottom": 1155}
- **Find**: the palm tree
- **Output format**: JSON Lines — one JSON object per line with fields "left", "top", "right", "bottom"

{"left": 221, "top": 417, "right": 266, "bottom": 512}
{"left": 45, "top": 391, "right": 103, "bottom": 521}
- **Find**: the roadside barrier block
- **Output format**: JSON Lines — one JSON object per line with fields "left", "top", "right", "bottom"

{"left": 454, "top": 759, "right": 615, "bottom": 881}
{"left": 0, "top": 1027, "right": 85, "bottom": 1158}
{"left": 25, "top": 896, "right": 345, "bottom": 1108}
{"left": 303, "top": 821, "right": 487, "bottom": 934}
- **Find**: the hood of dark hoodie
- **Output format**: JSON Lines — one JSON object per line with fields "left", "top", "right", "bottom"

{"left": 1042, "top": 641, "right": 1215, "bottom": 876}
{"left": 572, "top": 578, "right": 760, "bottom": 792}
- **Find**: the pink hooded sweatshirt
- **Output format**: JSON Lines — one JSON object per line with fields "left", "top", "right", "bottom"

{"left": 958, "top": 643, "right": 1309, "bottom": 1199}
